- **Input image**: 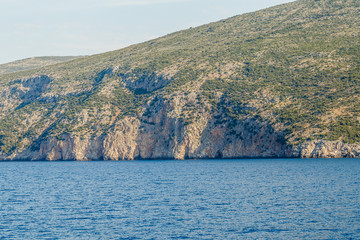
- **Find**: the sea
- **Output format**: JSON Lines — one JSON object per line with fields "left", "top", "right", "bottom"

{"left": 0, "top": 159, "right": 359, "bottom": 239}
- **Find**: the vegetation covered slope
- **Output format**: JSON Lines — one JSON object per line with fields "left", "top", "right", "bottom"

{"left": 0, "top": 0, "right": 359, "bottom": 160}
{"left": 0, "top": 56, "right": 83, "bottom": 75}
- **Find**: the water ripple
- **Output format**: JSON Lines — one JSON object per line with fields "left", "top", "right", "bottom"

{"left": 0, "top": 159, "right": 359, "bottom": 239}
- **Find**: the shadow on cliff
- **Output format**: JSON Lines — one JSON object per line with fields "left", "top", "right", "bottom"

{"left": 189, "top": 114, "right": 292, "bottom": 159}
{"left": 133, "top": 96, "right": 185, "bottom": 160}
{"left": 132, "top": 94, "right": 292, "bottom": 160}
{"left": 13, "top": 75, "right": 51, "bottom": 110}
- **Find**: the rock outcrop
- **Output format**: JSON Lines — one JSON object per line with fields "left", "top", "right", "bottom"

{"left": 294, "top": 141, "right": 360, "bottom": 158}
{"left": 5, "top": 96, "right": 359, "bottom": 161}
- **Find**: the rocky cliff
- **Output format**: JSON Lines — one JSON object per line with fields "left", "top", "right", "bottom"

{"left": 3, "top": 95, "right": 360, "bottom": 161}
{"left": 0, "top": 0, "right": 360, "bottom": 160}
{"left": 1, "top": 94, "right": 287, "bottom": 160}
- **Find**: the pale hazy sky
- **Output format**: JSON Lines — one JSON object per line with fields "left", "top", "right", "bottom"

{"left": 0, "top": 0, "right": 294, "bottom": 64}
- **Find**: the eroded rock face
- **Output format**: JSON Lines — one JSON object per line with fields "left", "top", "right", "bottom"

{"left": 12, "top": 76, "right": 51, "bottom": 104}
{"left": 13, "top": 127, "right": 359, "bottom": 161}
{"left": 0, "top": 75, "right": 51, "bottom": 116}
{"left": 294, "top": 141, "right": 360, "bottom": 158}
{"left": 103, "top": 117, "right": 140, "bottom": 160}
{"left": 4, "top": 95, "right": 360, "bottom": 161}
{"left": 5, "top": 97, "right": 290, "bottom": 160}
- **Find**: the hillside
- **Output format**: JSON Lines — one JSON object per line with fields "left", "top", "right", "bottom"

{"left": 0, "top": 56, "right": 83, "bottom": 75}
{"left": 0, "top": 0, "right": 359, "bottom": 160}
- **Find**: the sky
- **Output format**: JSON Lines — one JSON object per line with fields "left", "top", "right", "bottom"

{"left": 0, "top": 0, "right": 294, "bottom": 64}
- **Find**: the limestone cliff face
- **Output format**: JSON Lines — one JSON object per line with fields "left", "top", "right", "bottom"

{"left": 6, "top": 95, "right": 359, "bottom": 161}
{"left": 294, "top": 141, "right": 360, "bottom": 158}
{"left": 4, "top": 95, "right": 286, "bottom": 160}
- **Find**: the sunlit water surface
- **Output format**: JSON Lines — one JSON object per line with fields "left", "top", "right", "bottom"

{"left": 0, "top": 159, "right": 359, "bottom": 239}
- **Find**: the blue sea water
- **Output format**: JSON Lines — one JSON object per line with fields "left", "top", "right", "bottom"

{"left": 0, "top": 159, "right": 359, "bottom": 239}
